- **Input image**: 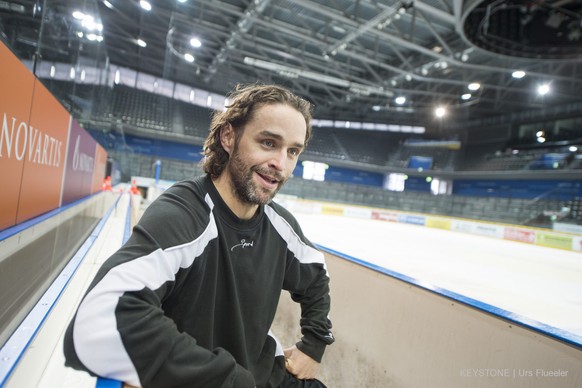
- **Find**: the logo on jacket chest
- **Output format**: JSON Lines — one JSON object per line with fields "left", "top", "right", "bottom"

{"left": 230, "top": 238, "right": 254, "bottom": 251}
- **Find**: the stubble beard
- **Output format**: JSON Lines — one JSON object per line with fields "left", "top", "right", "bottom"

{"left": 228, "top": 149, "right": 287, "bottom": 205}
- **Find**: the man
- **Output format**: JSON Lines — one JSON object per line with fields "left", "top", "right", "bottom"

{"left": 63, "top": 84, "right": 334, "bottom": 388}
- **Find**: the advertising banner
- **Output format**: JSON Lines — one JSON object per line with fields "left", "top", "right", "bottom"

{"left": 452, "top": 221, "right": 504, "bottom": 239}
{"left": 535, "top": 232, "right": 573, "bottom": 251}
{"left": 91, "top": 143, "right": 108, "bottom": 193}
{"left": 0, "top": 41, "right": 35, "bottom": 230}
{"left": 16, "top": 80, "right": 69, "bottom": 224}
{"left": 61, "top": 119, "right": 98, "bottom": 205}
{"left": 398, "top": 214, "right": 426, "bottom": 226}
{"left": 504, "top": 227, "right": 535, "bottom": 244}
{"left": 322, "top": 204, "right": 345, "bottom": 216}
{"left": 371, "top": 210, "right": 398, "bottom": 222}
{"left": 426, "top": 217, "right": 451, "bottom": 231}
{"left": 343, "top": 206, "right": 372, "bottom": 219}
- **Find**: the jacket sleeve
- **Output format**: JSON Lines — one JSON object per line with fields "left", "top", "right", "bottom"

{"left": 63, "top": 190, "right": 255, "bottom": 388}
{"left": 276, "top": 207, "right": 334, "bottom": 362}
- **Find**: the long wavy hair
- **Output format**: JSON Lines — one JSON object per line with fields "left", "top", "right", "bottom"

{"left": 202, "top": 84, "right": 313, "bottom": 178}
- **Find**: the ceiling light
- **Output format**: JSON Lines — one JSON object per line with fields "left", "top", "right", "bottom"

{"left": 461, "top": 93, "right": 471, "bottom": 100}
{"left": 103, "top": 0, "right": 113, "bottom": 9}
{"left": 537, "top": 84, "right": 550, "bottom": 96}
{"left": 190, "top": 37, "right": 202, "bottom": 47}
{"left": 536, "top": 130, "right": 545, "bottom": 137}
{"left": 184, "top": 53, "right": 195, "bottom": 62}
{"left": 372, "top": 105, "right": 381, "bottom": 111}
{"left": 137, "top": 39, "right": 147, "bottom": 47}
{"left": 50, "top": 65, "right": 55, "bottom": 78}
{"left": 395, "top": 96, "right": 406, "bottom": 105}
{"left": 512, "top": 70, "right": 526, "bottom": 79}
{"left": 435, "top": 106, "right": 446, "bottom": 118}
{"left": 72, "top": 11, "right": 86, "bottom": 20}
{"left": 178, "top": 0, "right": 188, "bottom": 2}
{"left": 569, "top": 146, "right": 578, "bottom": 152}
{"left": 537, "top": 137, "right": 546, "bottom": 143}
{"left": 140, "top": 1, "right": 152, "bottom": 11}
{"left": 468, "top": 83, "right": 480, "bottom": 91}
{"left": 69, "top": 67, "right": 76, "bottom": 79}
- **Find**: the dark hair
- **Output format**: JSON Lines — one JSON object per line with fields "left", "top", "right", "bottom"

{"left": 202, "top": 83, "right": 313, "bottom": 178}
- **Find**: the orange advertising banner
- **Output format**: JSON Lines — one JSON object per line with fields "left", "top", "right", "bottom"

{"left": 91, "top": 143, "right": 108, "bottom": 193}
{"left": 0, "top": 41, "right": 36, "bottom": 230}
{"left": 16, "top": 80, "right": 70, "bottom": 224}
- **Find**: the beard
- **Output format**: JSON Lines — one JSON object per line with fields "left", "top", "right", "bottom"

{"left": 227, "top": 148, "right": 287, "bottom": 205}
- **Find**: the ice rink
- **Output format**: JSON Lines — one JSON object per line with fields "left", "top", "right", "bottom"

{"left": 295, "top": 212, "right": 582, "bottom": 340}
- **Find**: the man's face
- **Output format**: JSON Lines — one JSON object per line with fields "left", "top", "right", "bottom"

{"left": 225, "top": 103, "right": 306, "bottom": 205}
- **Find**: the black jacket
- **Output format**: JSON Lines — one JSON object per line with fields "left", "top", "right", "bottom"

{"left": 64, "top": 175, "right": 333, "bottom": 388}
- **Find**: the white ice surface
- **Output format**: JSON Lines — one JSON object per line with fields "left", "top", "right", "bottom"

{"left": 296, "top": 213, "right": 582, "bottom": 338}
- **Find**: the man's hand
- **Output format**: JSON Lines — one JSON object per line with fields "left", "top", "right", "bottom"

{"left": 283, "top": 345, "right": 320, "bottom": 380}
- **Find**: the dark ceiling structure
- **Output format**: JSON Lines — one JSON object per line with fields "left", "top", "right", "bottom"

{"left": 1, "top": 0, "right": 582, "bottom": 128}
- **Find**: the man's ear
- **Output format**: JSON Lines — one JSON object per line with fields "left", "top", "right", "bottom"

{"left": 220, "top": 123, "right": 235, "bottom": 155}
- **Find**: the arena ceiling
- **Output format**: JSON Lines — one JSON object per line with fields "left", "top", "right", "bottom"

{"left": 2, "top": 0, "right": 582, "bottom": 128}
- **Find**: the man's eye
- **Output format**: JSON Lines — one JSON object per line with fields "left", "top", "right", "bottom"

{"left": 289, "top": 149, "right": 299, "bottom": 157}
{"left": 262, "top": 140, "right": 274, "bottom": 147}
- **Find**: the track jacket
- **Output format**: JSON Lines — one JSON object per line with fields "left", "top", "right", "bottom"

{"left": 63, "top": 175, "right": 333, "bottom": 388}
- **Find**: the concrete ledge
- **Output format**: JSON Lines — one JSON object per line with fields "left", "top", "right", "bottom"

{"left": 273, "top": 251, "right": 582, "bottom": 388}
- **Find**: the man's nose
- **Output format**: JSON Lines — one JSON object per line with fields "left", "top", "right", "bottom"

{"left": 268, "top": 149, "right": 287, "bottom": 171}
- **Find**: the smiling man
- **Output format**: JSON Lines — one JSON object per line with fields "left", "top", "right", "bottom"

{"left": 63, "top": 84, "right": 334, "bottom": 388}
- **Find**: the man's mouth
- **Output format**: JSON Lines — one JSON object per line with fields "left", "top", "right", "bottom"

{"left": 257, "top": 172, "right": 279, "bottom": 185}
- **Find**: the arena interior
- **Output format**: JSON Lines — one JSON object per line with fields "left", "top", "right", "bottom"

{"left": 1, "top": 0, "right": 581, "bottom": 387}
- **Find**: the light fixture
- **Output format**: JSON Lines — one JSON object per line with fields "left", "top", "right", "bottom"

{"left": 103, "top": 0, "right": 113, "bottom": 9}
{"left": 537, "top": 137, "right": 546, "bottom": 143}
{"left": 395, "top": 96, "right": 406, "bottom": 105}
{"left": 537, "top": 84, "right": 550, "bottom": 96}
{"left": 569, "top": 146, "right": 578, "bottom": 152}
{"left": 435, "top": 106, "right": 446, "bottom": 118}
{"left": 468, "top": 83, "right": 480, "bottom": 91}
{"left": 114, "top": 69, "right": 120, "bottom": 84}
{"left": 50, "top": 65, "right": 56, "bottom": 78}
{"left": 137, "top": 39, "right": 147, "bottom": 47}
{"left": 512, "top": 70, "right": 526, "bottom": 79}
{"left": 536, "top": 130, "right": 545, "bottom": 137}
{"left": 372, "top": 105, "right": 382, "bottom": 111}
{"left": 190, "top": 37, "right": 202, "bottom": 48}
{"left": 461, "top": 93, "right": 471, "bottom": 100}
{"left": 184, "top": 53, "right": 195, "bottom": 62}
{"left": 140, "top": 0, "right": 152, "bottom": 11}
{"left": 69, "top": 67, "right": 76, "bottom": 79}
{"left": 72, "top": 11, "right": 86, "bottom": 19}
